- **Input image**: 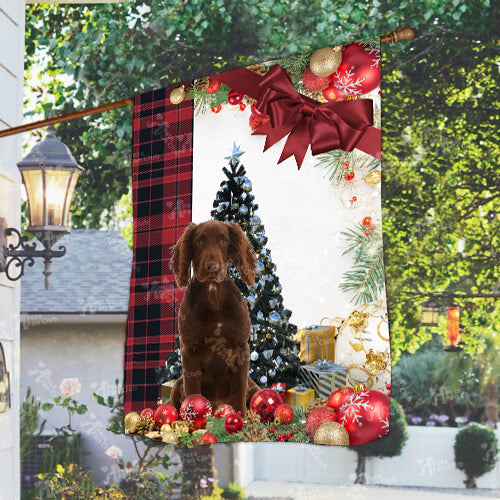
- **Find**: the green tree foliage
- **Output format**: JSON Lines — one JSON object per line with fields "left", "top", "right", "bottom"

{"left": 454, "top": 423, "right": 498, "bottom": 488}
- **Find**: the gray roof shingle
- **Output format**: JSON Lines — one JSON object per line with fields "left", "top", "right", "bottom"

{"left": 21, "top": 230, "right": 132, "bottom": 314}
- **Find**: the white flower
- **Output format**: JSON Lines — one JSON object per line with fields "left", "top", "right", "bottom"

{"left": 105, "top": 445, "right": 123, "bottom": 460}
{"left": 59, "top": 378, "right": 81, "bottom": 398}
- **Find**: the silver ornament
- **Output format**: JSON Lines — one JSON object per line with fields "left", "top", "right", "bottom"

{"left": 250, "top": 351, "right": 259, "bottom": 361}
{"left": 243, "top": 179, "right": 252, "bottom": 192}
{"left": 239, "top": 205, "right": 249, "bottom": 215}
{"left": 260, "top": 375, "right": 268, "bottom": 384}
{"left": 269, "top": 311, "right": 281, "bottom": 324}
{"left": 263, "top": 349, "right": 274, "bottom": 360}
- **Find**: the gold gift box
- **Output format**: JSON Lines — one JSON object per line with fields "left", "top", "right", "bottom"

{"left": 160, "top": 379, "right": 177, "bottom": 401}
{"left": 286, "top": 386, "right": 315, "bottom": 407}
{"left": 296, "top": 323, "right": 337, "bottom": 364}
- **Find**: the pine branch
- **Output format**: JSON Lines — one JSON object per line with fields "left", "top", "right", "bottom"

{"left": 188, "top": 83, "right": 231, "bottom": 115}
{"left": 357, "top": 35, "right": 381, "bottom": 49}
{"left": 274, "top": 50, "right": 312, "bottom": 85}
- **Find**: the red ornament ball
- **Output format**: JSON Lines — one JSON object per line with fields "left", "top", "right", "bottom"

{"left": 302, "top": 66, "right": 331, "bottom": 91}
{"left": 327, "top": 386, "right": 354, "bottom": 412}
{"left": 154, "top": 403, "right": 178, "bottom": 427}
{"left": 338, "top": 389, "right": 390, "bottom": 445}
{"left": 285, "top": 432, "right": 292, "bottom": 439}
{"left": 211, "top": 105, "right": 222, "bottom": 114}
{"left": 224, "top": 412, "right": 244, "bottom": 434}
{"left": 206, "top": 77, "right": 221, "bottom": 94}
{"left": 213, "top": 404, "right": 235, "bottom": 420}
{"left": 344, "top": 171, "right": 355, "bottom": 181}
{"left": 365, "top": 229, "right": 371, "bottom": 236}
{"left": 227, "top": 88, "right": 244, "bottom": 105}
{"left": 239, "top": 103, "right": 247, "bottom": 111}
{"left": 249, "top": 389, "right": 283, "bottom": 423}
{"left": 269, "top": 427, "right": 274, "bottom": 433}
{"left": 249, "top": 113, "right": 270, "bottom": 132}
{"left": 274, "top": 403, "right": 294, "bottom": 425}
{"left": 179, "top": 394, "right": 212, "bottom": 430}
{"left": 140, "top": 408, "right": 154, "bottom": 420}
{"left": 331, "top": 43, "right": 380, "bottom": 97}
{"left": 201, "top": 432, "right": 218, "bottom": 444}
{"left": 386, "top": 384, "right": 391, "bottom": 390}
{"left": 362, "top": 216, "right": 373, "bottom": 227}
{"left": 305, "top": 407, "right": 337, "bottom": 439}
{"left": 322, "top": 84, "right": 347, "bottom": 102}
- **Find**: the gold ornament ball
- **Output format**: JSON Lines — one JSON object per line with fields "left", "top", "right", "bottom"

{"left": 170, "top": 86, "right": 185, "bottom": 105}
{"left": 365, "top": 170, "right": 382, "bottom": 186}
{"left": 171, "top": 420, "right": 190, "bottom": 435}
{"left": 162, "top": 430, "right": 179, "bottom": 445}
{"left": 314, "top": 422, "right": 350, "bottom": 446}
{"left": 353, "top": 383, "right": 366, "bottom": 393}
{"left": 124, "top": 411, "right": 140, "bottom": 434}
{"left": 309, "top": 47, "right": 343, "bottom": 77}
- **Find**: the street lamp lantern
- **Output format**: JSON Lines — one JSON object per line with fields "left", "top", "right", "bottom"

{"left": 0, "top": 125, "right": 83, "bottom": 289}
{"left": 420, "top": 299, "right": 440, "bottom": 327}
{"left": 444, "top": 306, "right": 462, "bottom": 352}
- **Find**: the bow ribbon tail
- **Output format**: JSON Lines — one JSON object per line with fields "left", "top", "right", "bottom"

{"left": 277, "top": 119, "right": 311, "bottom": 168}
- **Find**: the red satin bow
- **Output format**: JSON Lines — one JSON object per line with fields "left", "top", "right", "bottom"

{"left": 252, "top": 65, "right": 374, "bottom": 168}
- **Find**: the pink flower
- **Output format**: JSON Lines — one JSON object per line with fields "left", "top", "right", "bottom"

{"left": 105, "top": 445, "right": 123, "bottom": 460}
{"left": 59, "top": 378, "right": 81, "bottom": 398}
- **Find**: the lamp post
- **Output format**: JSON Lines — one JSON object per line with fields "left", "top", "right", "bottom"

{"left": 420, "top": 299, "right": 440, "bottom": 327}
{"left": 0, "top": 125, "right": 83, "bottom": 289}
{"left": 444, "top": 305, "right": 462, "bottom": 351}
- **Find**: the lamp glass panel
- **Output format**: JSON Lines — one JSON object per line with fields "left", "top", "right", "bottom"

{"left": 21, "top": 169, "right": 44, "bottom": 227}
{"left": 44, "top": 169, "right": 72, "bottom": 226}
{"left": 62, "top": 171, "right": 80, "bottom": 226}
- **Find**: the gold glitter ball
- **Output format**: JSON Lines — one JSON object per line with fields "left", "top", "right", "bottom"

{"left": 363, "top": 349, "right": 387, "bottom": 375}
{"left": 314, "top": 421, "right": 350, "bottom": 446}
{"left": 124, "top": 411, "right": 140, "bottom": 434}
{"left": 170, "top": 86, "right": 186, "bottom": 105}
{"left": 309, "top": 46, "right": 342, "bottom": 77}
{"left": 171, "top": 420, "right": 189, "bottom": 435}
{"left": 365, "top": 170, "right": 382, "bottom": 186}
{"left": 160, "top": 423, "right": 172, "bottom": 434}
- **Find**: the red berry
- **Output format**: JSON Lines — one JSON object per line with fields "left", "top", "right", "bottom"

{"left": 387, "top": 392, "right": 391, "bottom": 397}
{"left": 352, "top": 196, "right": 357, "bottom": 202}
{"left": 239, "top": 103, "right": 247, "bottom": 111}
{"left": 344, "top": 171, "right": 355, "bottom": 181}
{"left": 269, "top": 427, "right": 274, "bottom": 433}
{"left": 278, "top": 434, "right": 284, "bottom": 440}
{"left": 344, "top": 161, "right": 350, "bottom": 167}
{"left": 386, "top": 384, "right": 391, "bottom": 390}
{"left": 285, "top": 432, "right": 292, "bottom": 439}
{"left": 371, "top": 224, "right": 377, "bottom": 230}
{"left": 211, "top": 105, "right": 222, "bottom": 113}
{"left": 362, "top": 216, "right": 373, "bottom": 227}
{"left": 364, "top": 229, "right": 370, "bottom": 236}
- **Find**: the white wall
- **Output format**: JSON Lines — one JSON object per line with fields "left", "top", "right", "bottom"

{"left": 0, "top": 1, "right": 25, "bottom": 498}
{"left": 239, "top": 426, "right": 500, "bottom": 489}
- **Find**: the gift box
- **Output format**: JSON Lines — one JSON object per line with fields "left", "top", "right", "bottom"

{"left": 299, "top": 360, "right": 347, "bottom": 399}
{"left": 296, "top": 319, "right": 337, "bottom": 363}
{"left": 285, "top": 385, "right": 315, "bottom": 407}
{"left": 160, "top": 379, "right": 177, "bottom": 401}
{"left": 271, "top": 382, "right": 286, "bottom": 395}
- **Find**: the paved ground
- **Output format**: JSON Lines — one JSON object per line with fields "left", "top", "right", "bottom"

{"left": 245, "top": 481, "right": 500, "bottom": 500}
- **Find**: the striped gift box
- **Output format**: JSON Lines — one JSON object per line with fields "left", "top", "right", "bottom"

{"left": 298, "top": 361, "right": 347, "bottom": 399}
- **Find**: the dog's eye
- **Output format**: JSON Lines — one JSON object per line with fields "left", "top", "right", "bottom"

{"left": 220, "top": 238, "right": 228, "bottom": 246}
{"left": 196, "top": 239, "right": 204, "bottom": 247}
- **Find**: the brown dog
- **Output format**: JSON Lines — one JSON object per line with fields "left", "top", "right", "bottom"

{"left": 168, "top": 220, "right": 261, "bottom": 416}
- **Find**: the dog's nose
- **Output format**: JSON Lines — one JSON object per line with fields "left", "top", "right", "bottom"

{"left": 205, "top": 261, "right": 220, "bottom": 273}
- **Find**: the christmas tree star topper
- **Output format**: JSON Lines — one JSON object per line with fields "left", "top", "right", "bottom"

{"left": 224, "top": 141, "right": 245, "bottom": 165}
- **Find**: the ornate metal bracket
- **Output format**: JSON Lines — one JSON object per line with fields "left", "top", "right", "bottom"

{"left": 0, "top": 218, "right": 66, "bottom": 290}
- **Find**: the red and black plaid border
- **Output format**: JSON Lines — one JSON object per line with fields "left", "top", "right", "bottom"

{"left": 124, "top": 85, "right": 193, "bottom": 414}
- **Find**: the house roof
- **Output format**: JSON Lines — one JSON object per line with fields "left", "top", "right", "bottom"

{"left": 21, "top": 230, "right": 132, "bottom": 314}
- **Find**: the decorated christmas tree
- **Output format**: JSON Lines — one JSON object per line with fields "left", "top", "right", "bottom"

{"left": 210, "top": 143, "right": 300, "bottom": 387}
{"left": 156, "top": 143, "right": 300, "bottom": 389}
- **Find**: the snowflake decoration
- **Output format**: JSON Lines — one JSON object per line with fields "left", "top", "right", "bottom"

{"left": 339, "top": 390, "right": 374, "bottom": 426}
{"left": 378, "top": 416, "right": 390, "bottom": 438}
{"left": 180, "top": 400, "right": 212, "bottom": 425}
{"left": 364, "top": 46, "right": 380, "bottom": 69}
{"left": 333, "top": 68, "right": 364, "bottom": 96}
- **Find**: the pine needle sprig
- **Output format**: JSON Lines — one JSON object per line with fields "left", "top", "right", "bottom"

{"left": 274, "top": 50, "right": 313, "bottom": 85}
{"left": 188, "top": 83, "right": 231, "bottom": 115}
{"left": 357, "top": 35, "right": 381, "bottom": 49}
{"left": 339, "top": 223, "right": 385, "bottom": 305}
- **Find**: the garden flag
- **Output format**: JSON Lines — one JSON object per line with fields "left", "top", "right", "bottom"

{"left": 124, "top": 38, "right": 391, "bottom": 447}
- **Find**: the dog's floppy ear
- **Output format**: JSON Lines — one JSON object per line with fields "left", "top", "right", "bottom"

{"left": 227, "top": 221, "right": 257, "bottom": 287}
{"left": 170, "top": 223, "right": 197, "bottom": 288}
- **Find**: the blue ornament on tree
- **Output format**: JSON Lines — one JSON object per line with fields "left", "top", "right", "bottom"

{"left": 257, "top": 311, "right": 264, "bottom": 321}
{"left": 242, "top": 178, "right": 252, "bottom": 192}
{"left": 250, "top": 215, "right": 261, "bottom": 225}
{"left": 250, "top": 351, "right": 259, "bottom": 361}
{"left": 248, "top": 295, "right": 257, "bottom": 308}
{"left": 256, "top": 262, "right": 265, "bottom": 273}
{"left": 269, "top": 311, "right": 281, "bottom": 324}
{"left": 239, "top": 205, "right": 249, "bottom": 215}
{"left": 263, "top": 349, "right": 274, "bottom": 360}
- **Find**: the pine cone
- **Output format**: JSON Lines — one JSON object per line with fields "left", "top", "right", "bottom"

{"left": 242, "top": 424, "right": 270, "bottom": 442}
{"left": 244, "top": 409, "right": 261, "bottom": 425}
{"left": 194, "top": 77, "right": 210, "bottom": 92}
{"left": 247, "top": 64, "right": 268, "bottom": 75}
{"left": 135, "top": 416, "right": 155, "bottom": 435}
{"left": 305, "top": 397, "right": 328, "bottom": 417}
{"left": 189, "top": 437, "right": 203, "bottom": 447}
